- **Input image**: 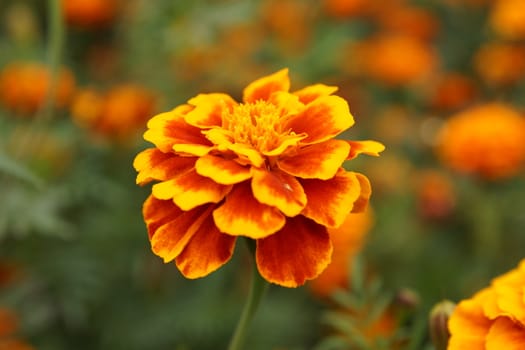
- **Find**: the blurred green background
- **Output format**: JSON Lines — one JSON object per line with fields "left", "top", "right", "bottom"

{"left": 1, "top": 0, "right": 524, "bottom": 349}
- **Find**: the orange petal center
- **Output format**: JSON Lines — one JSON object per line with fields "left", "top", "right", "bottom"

{"left": 222, "top": 100, "right": 292, "bottom": 154}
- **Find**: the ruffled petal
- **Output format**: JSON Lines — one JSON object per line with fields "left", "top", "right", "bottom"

{"left": 134, "top": 148, "right": 195, "bottom": 185}
{"left": 195, "top": 154, "right": 252, "bottom": 185}
{"left": 185, "top": 93, "right": 237, "bottom": 128}
{"left": 152, "top": 168, "right": 231, "bottom": 211}
{"left": 300, "top": 170, "right": 362, "bottom": 228}
{"left": 243, "top": 68, "right": 290, "bottom": 103}
{"left": 347, "top": 140, "right": 386, "bottom": 160}
{"left": 284, "top": 95, "right": 354, "bottom": 145}
{"left": 176, "top": 212, "right": 236, "bottom": 279}
{"left": 278, "top": 139, "right": 350, "bottom": 180}
{"left": 448, "top": 290, "right": 492, "bottom": 350}
{"left": 213, "top": 181, "right": 285, "bottom": 239}
{"left": 172, "top": 143, "right": 213, "bottom": 157}
{"left": 251, "top": 168, "right": 307, "bottom": 217}
{"left": 485, "top": 317, "right": 525, "bottom": 350}
{"left": 351, "top": 173, "right": 372, "bottom": 214}
{"left": 144, "top": 105, "right": 211, "bottom": 153}
{"left": 293, "top": 84, "right": 339, "bottom": 104}
{"left": 256, "top": 215, "right": 332, "bottom": 287}
{"left": 267, "top": 91, "right": 304, "bottom": 117}
{"left": 143, "top": 195, "right": 211, "bottom": 262}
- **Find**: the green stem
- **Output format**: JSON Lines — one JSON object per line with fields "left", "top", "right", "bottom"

{"left": 227, "top": 243, "right": 269, "bottom": 350}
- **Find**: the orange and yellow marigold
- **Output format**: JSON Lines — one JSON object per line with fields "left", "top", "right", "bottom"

{"left": 436, "top": 103, "right": 525, "bottom": 180}
{"left": 134, "top": 69, "right": 383, "bottom": 287}
{"left": 448, "top": 258, "right": 525, "bottom": 349}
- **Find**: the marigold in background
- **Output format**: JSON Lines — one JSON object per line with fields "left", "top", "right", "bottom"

{"left": 0, "top": 308, "right": 34, "bottom": 350}
{"left": 61, "top": 0, "right": 118, "bottom": 29}
{"left": 0, "top": 62, "right": 75, "bottom": 115}
{"left": 448, "top": 258, "right": 525, "bottom": 349}
{"left": 134, "top": 69, "right": 383, "bottom": 287}
{"left": 473, "top": 42, "right": 525, "bottom": 86}
{"left": 71, "top": 84, "right": 157, "bottom": 142}
{"left": 322, "top": 0, "right": 371, "bottom": 19}
{"left": 489, "top": 0, "right": 525, "bottom": 39}
{"left": 428, "top": 73, "right": 478, "bottom": 111}
{"left": 309, "top": 209, "right": 373, "bottom": 297}
{"left": 436, "top": 103, "right": 525, "bottom": 180}
{"left": 355, "top": 34, "right": 437, "bottom": 86}
{"left": 415, "top": 170, "right": 455, "bottom": 221}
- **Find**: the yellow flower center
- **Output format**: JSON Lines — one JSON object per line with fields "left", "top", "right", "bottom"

{"left": 223, "top": 101, "right": 282, "bottom": 153}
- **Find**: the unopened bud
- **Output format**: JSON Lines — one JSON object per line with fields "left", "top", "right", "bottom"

{"left": 429, "top": 300, "right": 455, "bottom": 350}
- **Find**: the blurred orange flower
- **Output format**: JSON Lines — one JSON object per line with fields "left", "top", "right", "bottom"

{"left": 0, "top": 62, "right": 75, "bottom": 115}
{"left": 489, "top": 0, "right": 525, "bottom": 39}
{"left": 0, "top": 308, "right": 33, "bottom": 350}
{"left": 322, "top": 0, "right": 371, "bottom": 19}
{"left": 436, "top": 103, "right": 525, "bottom": 180}
{"left": 134, "top": 69, "right": 383, "bottom": 287}
{"left": 71, "top": 84, "right": 157, "bottom": 142}
{"left": 356, "top": 34, "right": 437, "bottom": 86}
{"left": 429, "top": 73, "right": 478, "bottom": 111}
{"left": 61, "top": 0, "right": 118, "bottom": 28}
{"left": 448, "top": 258, "right": 525, "bottom": 349}
{"left": 260, "top": 0, "right": 314, "bottom": 53}
{"left": 375, "top": 6, "right": 440, "bottom": 41}
{"left": 473, "top": 42, "right": 525, "bottom": 86}
{"left": 309, "top": 209, "right": 373, "bottom": 297}
{"left": 415, "top": 170, "right": 456, "bottom": 221}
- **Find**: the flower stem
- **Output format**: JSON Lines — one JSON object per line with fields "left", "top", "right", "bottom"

{"left": 227, "top": 242, "right": 269, "bottom": 350}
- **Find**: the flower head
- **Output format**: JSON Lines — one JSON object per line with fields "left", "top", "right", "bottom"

{"left": 448, "top": 258, "right": 525, "bottom": 349}
{"left": 0, "top": 61, "right": 75, "bottom": 115}
{"left": 134, "top": 69, "right": 383, "bottom": 287}
{"left": 436, "top": 103, "right": 525, "bottom": 180}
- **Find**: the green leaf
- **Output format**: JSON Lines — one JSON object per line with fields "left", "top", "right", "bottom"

{"left": 0, "top": 151, "right": 43, "bottom": 188}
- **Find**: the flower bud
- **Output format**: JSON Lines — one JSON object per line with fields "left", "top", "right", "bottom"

{"left": 429, "top": 300, "right": 455, "bottom": 350}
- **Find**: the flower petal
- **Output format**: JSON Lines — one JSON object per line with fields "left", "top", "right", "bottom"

{"left": 172, "top": 143, "right": 213, "bottom": 157}
{"left": 176, "top": 212, "right": 236, "bottom": 279}
{"left": 134, "top": 148, "right": 195, "bottom": 185}
{"left": 447, "top": 292, "right": 492, "bottom": 350}
{"left": 243, "top": 68, "right": 290, "bottom": 103}
{"left": 284, "top": 95, "right": 354, "bottom": 145}
{"left": 195, "top": 154, "right": 252, "bottom": 185}
{"left": 278, "top": 139, "right": 350, "bottom": 180}
{"left": 144, "top": 105, "right": 211, "bottom": 153}
{"left": 293, "top": 84, "right": 339, "bottom": 104}
{"left": 213, "top": 181, "right": 285, "bottom": 239}
{"left": 347, "top": 140, "right": 386, "bottom": 160}
{"left": 185, "top": 93, "right": 237, "bottom": 128}
{"left": 251, "top": 168, "right": 307, "bottom": 217}
{"left": 351, "top": 173, "right": 372, "bottom": 214}
{"left": 300, "top": 170, "right": 362, "bottom": 228}
{"left": 152, "top": 168, "right": 231, "bottom": 211}
{"left": 143, "top": 195, "right": 210, "bottom": 262}
{"left": 256, "top": 215, "right": 332, "bottom": 287}
{"left": 485, "top": 317, "right": 525, "bottom": 350}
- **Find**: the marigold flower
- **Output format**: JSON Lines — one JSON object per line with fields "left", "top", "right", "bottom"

{"left": 134, "top": 69, "right": 383, "bottom": 287}
{"left": 415, "top": 170, "right": 456, "bottom": 221}
{"left": 61, "top": 0, "right": 118, "bottom": 29}
{"left": 489, "top": 0, "right": 525, "bottom": 39}
{"left": 473, "top": 42, "right": 525, "bottom": 86}
{"left": 0, "top": 62, "right": 75, "bottom": 115}
{"left": 428, "top": 73, "right": 478, "bottom": 111}
{"left": 436, "top": 103, "right": 525, "bottom": 180}
{"left": 322, "top": 0, "right": 371, "bottom": 18}
{"left": 71, "top": 84, "right": 157, "bottom": 142}
{"left": 309, "top": 209, "right": 373, "bottom": 297}
{"left": 448, "top": 258, "right": 525, "bottom": 349}
{"left": 356, "top": 34, "right": 437, "bottom": 86}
